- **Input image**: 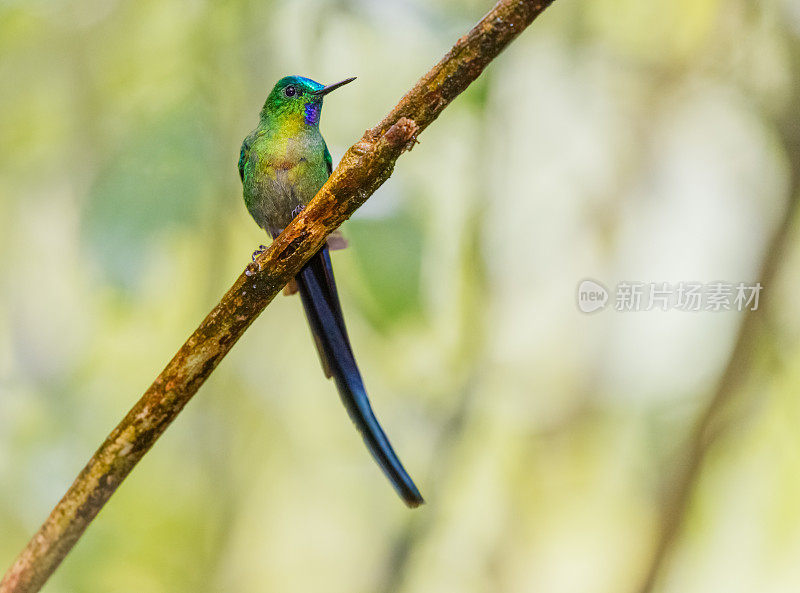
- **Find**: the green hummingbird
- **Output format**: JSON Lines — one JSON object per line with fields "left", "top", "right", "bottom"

{"left": 238, "top": 75, "right": 424, "bottom": 507}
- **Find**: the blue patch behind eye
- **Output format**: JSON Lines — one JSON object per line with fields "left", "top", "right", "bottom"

{"left": 305, "top": 102, "right": 321, "bottom": 125}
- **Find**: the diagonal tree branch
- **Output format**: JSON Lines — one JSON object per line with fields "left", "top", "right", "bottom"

{"left": 633, "top": 199, "right": 799, "bottom": 593}
{"left": 632, "top": 76, "right": 800, "bottom": 593}
{"left": 0, "top": 1, "right": 555, "bottom": 592}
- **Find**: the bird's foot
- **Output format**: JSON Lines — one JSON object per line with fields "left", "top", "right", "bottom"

{"left": 245, "top": 244, "right": 268, "bottom": 276}
{"left": 251, "top": 244, "right": 268, "bottom": 262}
{"left": 290, "top": 204, "right": 305, "bottom": 218}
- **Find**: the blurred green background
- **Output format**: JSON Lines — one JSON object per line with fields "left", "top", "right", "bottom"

{"left": 2, "top": 0, "right": 800, "bottom": 591}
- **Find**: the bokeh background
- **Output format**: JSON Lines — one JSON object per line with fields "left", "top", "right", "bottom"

{"left": 2, "top": 0, "right": 800, "bottom": 591}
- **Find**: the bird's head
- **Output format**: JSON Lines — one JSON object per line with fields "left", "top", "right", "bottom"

{"left": 260, "top": 75, "right": 356, "bottom": 126}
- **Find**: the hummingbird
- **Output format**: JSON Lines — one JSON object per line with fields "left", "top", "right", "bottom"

{"left": 238, "top": 75, "right": 424, "bottom": 507}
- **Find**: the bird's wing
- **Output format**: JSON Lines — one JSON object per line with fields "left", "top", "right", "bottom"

{"left": 323, "top": 142, "right": 333, "bottom": 177}
{"left": 321, "top": 142, "right": 348, "bottom": 250}
{"left": 238, "top": 132, "right": 255, "bottom": 182}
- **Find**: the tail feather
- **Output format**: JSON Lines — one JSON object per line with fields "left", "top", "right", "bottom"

{"left": 295, "top": 247, "right": 424, "bottom": 508}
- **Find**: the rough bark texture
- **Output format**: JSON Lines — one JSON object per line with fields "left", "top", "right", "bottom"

{"left": 0, "top": 1, "right": 555, "bottom": 592}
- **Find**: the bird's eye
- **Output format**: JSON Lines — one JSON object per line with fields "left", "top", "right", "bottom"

{"left": 284, "top": 85, "right": 297, "bottom": 97}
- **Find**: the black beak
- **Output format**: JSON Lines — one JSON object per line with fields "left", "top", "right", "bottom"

{"left": 311, "top": 77, "right": 357, "bottom": 97}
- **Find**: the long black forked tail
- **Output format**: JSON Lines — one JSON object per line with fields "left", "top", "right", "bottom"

{"left": 295, "top": 246, "right": 424, "bottom": 508}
